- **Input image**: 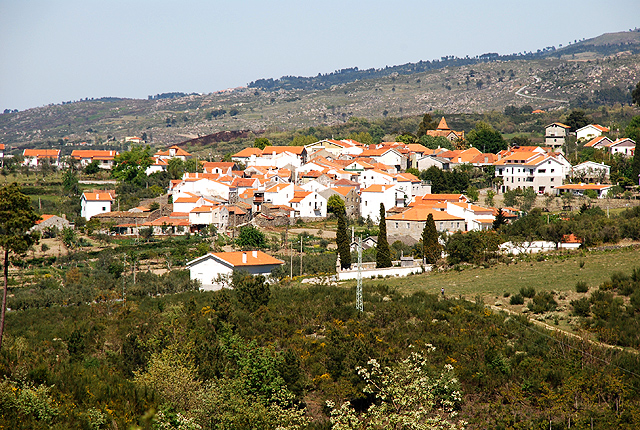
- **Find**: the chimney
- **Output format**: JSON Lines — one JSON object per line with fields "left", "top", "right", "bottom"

{"left": 242, "top": 252, "right": 247, "bottom": 263}
{"left": 252, "top": 250, "right": 257, "bottom": 258}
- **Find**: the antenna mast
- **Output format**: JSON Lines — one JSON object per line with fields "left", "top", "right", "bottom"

{"left": 356, "top": 236, "right": 363, "bottom": 312}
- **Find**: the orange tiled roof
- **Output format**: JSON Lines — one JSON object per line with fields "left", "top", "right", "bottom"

{"left": 35, "top": 214, "right": 56, "bottom": 225}
{"left": 386, "top": 206, "right": 464, "bottom": 222}
{"left": 361, "top": 184, "right": 394, "bottom": 193}
{"left": 211, "top": 250, "right": 284, "bottom": 267}
{"left": 82, "top": 192, "right": 112, "bottom": 201}
{"left": 24, "top": 149, "right": 60, "bottom": 158}
{"left": 71, "top": 150, "right": 118, "bottom": 159}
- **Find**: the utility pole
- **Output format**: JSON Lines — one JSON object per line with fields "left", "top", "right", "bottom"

{"left": 122, "top": 254, "right": 126, "bottom": 305}
{"left": 356, "top": 236, "right": 363, "bottom": 313}
{"left": 300, "top": 235, "right": 303, "bottom": 277}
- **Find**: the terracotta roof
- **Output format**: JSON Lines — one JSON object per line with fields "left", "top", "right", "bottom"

{"left": 71, "top": 150, "right": 118, "bottom": 159}
{"left": 227, "top": 205, "right": 247, "bottom": 215}
{"left": 155, "top": 145, "right": 192, "bottom": 157}
{"left": 415, "top": 194, "right": 467, "bottom": 203}
{"left": 386, "top": 206, "right": 464, "bottom": 222}
{"left": 562, "top": 234, "right": 582, "bottom": 244}
{"left": 449, "top": 202, "right": 494, "bottom": 213}
{"left": 436, "top": 117, "right": 450, "bottom": 130}
{"left": 289, "top": 191, "right": 312, "bottom": 203}
{"left": 174, "top": 196, "right": 202, "bottom": 203}
{"left": 82, "top": 192, "right": 113, "bottom": 201}
{"left": 555, "top": 184, "right": 612, "bottom": 191}
{"left": 210, "top": 250, "right": 284, "bottom": 267}
{"left": 190, "top": 205, "right": 215, "bottom": 213}
{"left": 361, "top": 184, "right": 395, "bottom": 193}
{"left": 35, "top": 214, "right": 56, "bottom": 225}
{"left": 583, "top": 136, "right": 611, "bottom": 148}
{"left": 233, "top": 147, "right": 263, "bottom": 158}
{"left": 547, "top": 122, "right": 570, "bottom": 129}
{"left": 330, "top": 186, "right": 355, "bottom": 196}
{"left": 262, "top": 146, "right": 305, "bottom": 155}
{"left": 143, "top": 216, "right": 190, "bottom": 227}
{"left": 24, "top": 149, "right": 60, "bottom": 158}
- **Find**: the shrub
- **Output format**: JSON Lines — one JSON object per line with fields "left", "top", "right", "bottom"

{"left": 509, "top": 294, "right": 524, "bottom": 305}
{"left": 528, "top": 291, "right": 557, "bottom": 314}
{"left": 575, "top": 281, "right": 589, "bottom": 293}
{"left": 571, "top": 297, "right": 591, "bottom": 317}
{"left": 519, "top": 286, "right": 536, "bottom": 298}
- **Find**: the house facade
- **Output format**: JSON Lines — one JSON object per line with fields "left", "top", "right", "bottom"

{"left": 187, "top": 250, "right": 284, "bottom": 291}
{"left": 544, "top": 123, "right": 570, "bottom": 150}
{"left": 81, "top": 192, "right": 113, "bottom": 220}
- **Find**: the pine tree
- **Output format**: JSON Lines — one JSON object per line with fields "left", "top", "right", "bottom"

{"left": 376, "top": 203, "right": 392, "bottom": 268}
{"left": 336, "top": 214, "right": 351, "bottom": 269}
{"left": 493, "top": 208, "right": 507, "bottom": 230}
{"left": 422, "top": 213, "right": 440, "bottom": 264}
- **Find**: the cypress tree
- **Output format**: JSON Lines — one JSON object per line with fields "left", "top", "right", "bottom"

{"left": 336, "top": 214, "right": 351, "bottom": 269}
{"left": 492, "top": 208, "right": 507, "bottom": 230}
{"left": 422, "top": 213, "right": 440, "bottom": 264}
{"left": 376, "top": 203, "right": 392, "bottom": 268}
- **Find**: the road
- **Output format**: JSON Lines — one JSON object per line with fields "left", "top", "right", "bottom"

{"left": 515, "top": 75, "right": 569, "bottom": 103}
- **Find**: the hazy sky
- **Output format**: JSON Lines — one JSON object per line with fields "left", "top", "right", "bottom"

{"left": 1, "top": 1, "right": 639, "bottom": 111}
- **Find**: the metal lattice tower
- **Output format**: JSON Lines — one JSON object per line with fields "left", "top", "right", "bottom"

{"left": 356, "top": 236, "right": 363, "bottom": 312}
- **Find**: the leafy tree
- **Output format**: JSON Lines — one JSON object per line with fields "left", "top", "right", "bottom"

{"left": 376, "top": 204, "right": 392, "bottom": 268}
{"left": 336, "top": 214, "right": 351, "bottom": 269}
{"left": 419, "top": 135, "right": 453, "bottom": 150}
{"left": 62, "top": 169, "right": 79, "bottom": 196}
{"left": 167, "top": 158, "right": 185, "bottom": 180}
{"left": 502, "top": 189, "right": 520, "bottom": 207}
{"left": 236, "top": 225, "right": 266, "bottom": 249}
{"left": 346, "top": 131, "right": 373, "bottom": 145}
{"left": 492, "top": 208, "right": 507, "bottom": 230}
{"left": 446, "top": 230, "right": 500, "bottom": 265}
{"left": 233, "top": 272, "right": 271, "bottom": 312}
{"left": 465, "top": 186, "right": 479, "bottom": 202}
{"left": 466, "top": 121, "right": 507, "bottom": 153}
{"left": 112, "top": 145, "right": 153, "bottom": 185}
{"left": 565, "top": 109, "right": 591, "bottom": 132}
{"left": 84, "top": 160, "right": 100, "bottom": 175}
{"left": 484, "top": 190, "right": 495, "bottom": 207}
{"left": 327, "top": 348, "right": 465, "bottom": 430}
{"left": 632, "top": 81, "right": 640, "bottom": 106}
{"left": 625, "top": 116, "right": 640, "bottom": 183}
{"left": 422, "top": 213, "right": 440, "bottom": 264}
{"left": 0, "top": 183, "right": 40, "bottom": 349}
{"left": 396, "top": 133, "right": 418, "bottom": 144}
{"left": 327, "top": 194, "right": 346, "bottom": 216}
{"left": 254, "top": 138, "right": 271, "bottom": 150}
{"left": 416, "top": 113, "right": 437, "bottom": 137}
{"left": 520, "top": 187, "right": 537, "bottom": 211}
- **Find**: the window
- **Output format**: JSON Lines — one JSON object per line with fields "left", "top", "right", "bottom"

{"left": 395, "top": 223, "right": 398, "bottom": 228}
{"left": 550, "top": 178, "right": 554, "bottom": 182}
{"left": 406, "top": 223, "right": 410, "bottom": 228}
{"left": 102, "top": 206, "right": 106, "bottom": 211}
{"left": 538, "top": 169, "right": 546, "bottom": 173}
{"left": 551, "top": 169, "right": 555, "bottom": 173}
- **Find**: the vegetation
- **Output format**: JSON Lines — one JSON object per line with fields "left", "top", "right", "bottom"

{"left": 336, "top": 214, "right": 351, "bottom": 269}
{"left": 375, "top": 204, "right": 391, "bottom": 268}
{"left": 422, "top": 213, "right": 440, "bottom": 264}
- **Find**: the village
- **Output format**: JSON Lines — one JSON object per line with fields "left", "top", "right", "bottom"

{"left": 16, "top": 116, "right": 638, "bottom": 290}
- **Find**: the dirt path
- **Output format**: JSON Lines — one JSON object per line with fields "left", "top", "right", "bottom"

{"left": 484, "top": 302, "right": 639, "bottom": 356}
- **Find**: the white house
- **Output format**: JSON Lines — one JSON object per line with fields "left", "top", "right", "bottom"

{"left": 360, "top": 184, "right": 398, "bottom": 222}
{"left": 571, "top": 161, "right": 610, "bottom": 182}
{"left": 81, "top": 192, "right": 113, "bottom": 220}
{"left": 187, "top": 250, "right": 284, "bottom": 291}
{"left": 70, "top": 150, "right": 119, "bottom": 169}
{"left": 606, "top": 138, "right": 635, "bottom": 158}
{"left": 23, "top": 149, "right": 61, "bottom": 168}
{"left": 554, "top": 183, "right": 613, "bottom": 199}
{"left": 189, "top": 205, "right": 229, "bottom": 230}
{"left": 289, "top": 191, "right": 327, "bottom": 218}
{"left": 358, "top": 169, "right": 395, "bottom": 190}
{"left": 264, "top": 183, "right": 297, "bottom": 207}
{"left": 576, "top": 124, "right": 609, "bottom": 141}
{"left": 173, "top": 194, "right": 205, "bottom": 214}
{"left": 494, "top": 151, "right": 571, "bottom": 195}
{"left": 544, "top": 123, "right": 570, "bottom": 150}
{"left": 445, "top": 202, "right": 495, "bottom": 231}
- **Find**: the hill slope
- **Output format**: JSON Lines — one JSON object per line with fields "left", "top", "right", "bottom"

{"left": 0, "top": 32, "right": 639, "bottom": 149}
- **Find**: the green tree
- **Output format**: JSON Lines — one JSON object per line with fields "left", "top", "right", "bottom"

{"left": 566, "top": 109, "right": 591, "bottom": 133}
{"left": 237, "top": 225, "right": 266, "bottom": 249}
{"left": 631, "top": 81, "right": 640, "bottom": 106}
{"left": 327, "top": 194, "right": 346, "bottom": 216}
{"left": 62, "top": 168, "right": 79, "bottom": 196}
{"left": 625, "top": 116, "right": 640, "bottom": 183}
{"left": 112, "top": 145, "right": 153, "bottom": 185}
{"left": 465, "top": 185, "right": 479, "bottom": 202}
{"left": 254, "top": 138, "right": 271, "bottom": 150}
{"left": 502, "top": 189, "right": 520, "bottom": 208}
{"left": 376, "top": 203, "right": 392, "bottom": 268}
{"left": 485, "top": 190, "right": 496, "bottom": 207}
{"left": 422, "top": 213, "right": 440, "bottom": 264}
{"left": 492, "top": 208, "right": 507, "bottom": 230}
{"left": 84, "top": 160, "right": 100, "bottom": 175}
{"left": 466, "top": 121, "right": 507, "bottom": 153}
{"left": 233, "top": 272, "right": 271, "bottom": 312}
{"left": 167, "top": 158, "right": 185, "bottom": 180}
{"left": 336, "top": 214, "right": 351, "bottom": 269}
{"left": 416, "top": 113, "right": 437, "bottom": 137}
{"left": 0, "top": 183, "right": 40, "bottom": 349}
{"left": 520, "top": 187, "right": 537, "bottom": 211}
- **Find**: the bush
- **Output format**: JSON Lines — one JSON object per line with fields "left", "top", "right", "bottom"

{"left": 509, "top": 294, "right": 524, "bottom": 305}
{"left": 571, "top": 297, "right": 591, "bottom": 317}
{"left": 528, "top": 291, "right": 557, "bottom": 314}
{"left": 519, "top": 286, "right": 536, "bottom": 298}
{"left": 575, "top": 281, "right": 589, "bottom": 293}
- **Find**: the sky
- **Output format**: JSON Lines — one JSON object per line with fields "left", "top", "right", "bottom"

{"left": 1, "top": 1, "right": 639, "bottom": 112}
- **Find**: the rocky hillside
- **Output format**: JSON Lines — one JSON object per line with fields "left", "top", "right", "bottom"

{"left": 1, "top": 31, "right": 639, "bottom": 151}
